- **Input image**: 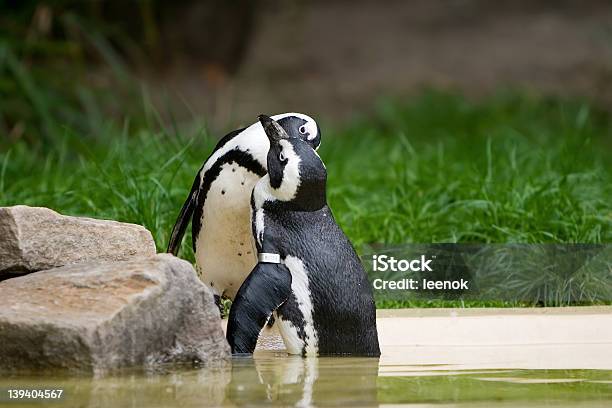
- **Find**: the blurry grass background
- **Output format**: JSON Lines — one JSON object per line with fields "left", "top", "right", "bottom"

{"left": 1, "top": 91, "right": 611, "bottom": 310}
{"left": 1, "top": 1, "right": 611, "bottom": 307}
{"left": 2, "top": 91, "right": 611, "bottom": 254}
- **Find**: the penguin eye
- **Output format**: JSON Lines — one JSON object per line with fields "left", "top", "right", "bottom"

{"left": 279, "top": 151, "right": 286, "bottom": 162}
{"left": 299, "top": 125, "right": 307, "bottom": 135}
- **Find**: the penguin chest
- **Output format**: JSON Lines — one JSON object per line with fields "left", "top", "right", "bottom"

{"left": 276, "top": 255, "right": 319, "bottom": 356}
{"left": 194, "top": 163, "right": 260, "bottom": 299}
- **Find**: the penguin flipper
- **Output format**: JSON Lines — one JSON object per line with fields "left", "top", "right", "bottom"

{"left": 166, "top": 170, "right": 201, "bottom": 255}
{"left": 227, "top": 262, "right": 292, "bottom": 354}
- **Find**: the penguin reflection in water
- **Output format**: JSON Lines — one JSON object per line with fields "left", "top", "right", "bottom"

{"left": 227, "top": 115, "right": 380, "bottom": 356}
{"left": 227, "top": 357, "right": 380, "bottom": 406}
{"left": 167, "top": 113, "right": 321, "bottom": 308}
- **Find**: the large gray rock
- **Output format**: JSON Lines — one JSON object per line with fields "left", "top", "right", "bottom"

{"left": 0, "top": 205, "right": 156, "bottom": 279}
{"left": 0, "top": 254, "right": 229, "bottom": 373}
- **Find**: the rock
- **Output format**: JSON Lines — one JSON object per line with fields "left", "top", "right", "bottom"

{"left": 0, "top": 205, "right": 156, "bottom": 279}
{"left": 0, "top": 254, "right": 230, "bottom": 373}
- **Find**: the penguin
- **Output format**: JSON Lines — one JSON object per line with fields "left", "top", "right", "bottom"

{"left": 166, "top": 113, "right": 321, "bottom": 308}
{"left": 226, "top": 115, "right": 380, "bottom": 357}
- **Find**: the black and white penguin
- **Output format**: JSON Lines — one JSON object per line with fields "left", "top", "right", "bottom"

{"left": 227, "top": 115, "right": 380, "bottom": 357}
{"left": 167, "top": 113, "right": 321, "bottom": 306}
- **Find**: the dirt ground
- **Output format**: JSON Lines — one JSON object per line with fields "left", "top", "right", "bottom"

{"left": 152, "top": 0, "right": 612, "bottom": 129}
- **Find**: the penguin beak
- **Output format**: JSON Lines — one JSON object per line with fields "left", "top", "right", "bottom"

{"left": 258, "top": 114, "right": 289, "bottom": 143}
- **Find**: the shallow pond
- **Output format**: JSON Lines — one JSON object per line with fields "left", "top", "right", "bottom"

{"left": 1, "top": 351, "right": 611, "bottom": 407}
{"left": 2, "top": 309, "right": 612, "bottom": 407}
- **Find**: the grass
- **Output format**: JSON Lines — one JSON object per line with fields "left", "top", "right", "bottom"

{"left": 326, "top": 92, "right": 611, "bottom": 246}
{"left": 1, "top": 91, "right": 611, "bottom": 307}
{"left": 375, "top": 299, "right": 532, "bottom": 308}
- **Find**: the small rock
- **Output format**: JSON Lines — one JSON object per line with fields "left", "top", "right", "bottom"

{"left": 0, "top": 205, "right": 156, "bottom": 279}
{"left": 0, "top": 254, "right": 229, "bottom": 373}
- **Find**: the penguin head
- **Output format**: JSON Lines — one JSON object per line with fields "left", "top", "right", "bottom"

{"left": 271, "top": 113, "right": 322, "bottom": 150}
{"left": 258, "top": 114, "right": 327, "bottom": 211}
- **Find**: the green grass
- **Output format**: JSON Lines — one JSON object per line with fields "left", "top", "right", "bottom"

{"left": 375, "top": 299, "right": 532, "bottom": 309}
{"left": 1, "top": 91, "right": 611, "bottom": 307}
{"left": 325, "top": 92, "right": 611, "bottom": 246}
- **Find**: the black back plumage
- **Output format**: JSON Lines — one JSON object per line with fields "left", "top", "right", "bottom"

{"left": 262, "top": 205, "right": 380, "bottom": 356}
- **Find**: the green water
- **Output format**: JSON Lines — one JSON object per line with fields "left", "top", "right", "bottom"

{"left": 0, "top": 351, "right": 611, "bottom": 407}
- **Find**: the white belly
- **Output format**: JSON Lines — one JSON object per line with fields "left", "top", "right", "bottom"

{"left": 195, "top": 163, "right": 260, "bottom": 299}
{"left": 277, "top": 256, "right": 319, "bottom": 356}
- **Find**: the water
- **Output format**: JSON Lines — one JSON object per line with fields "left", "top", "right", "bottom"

{"left": 0, "top": 351, "right": 610, "bottom": 407}
{"left": 2, "top": 309, "right": 612, "bottom": 407}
